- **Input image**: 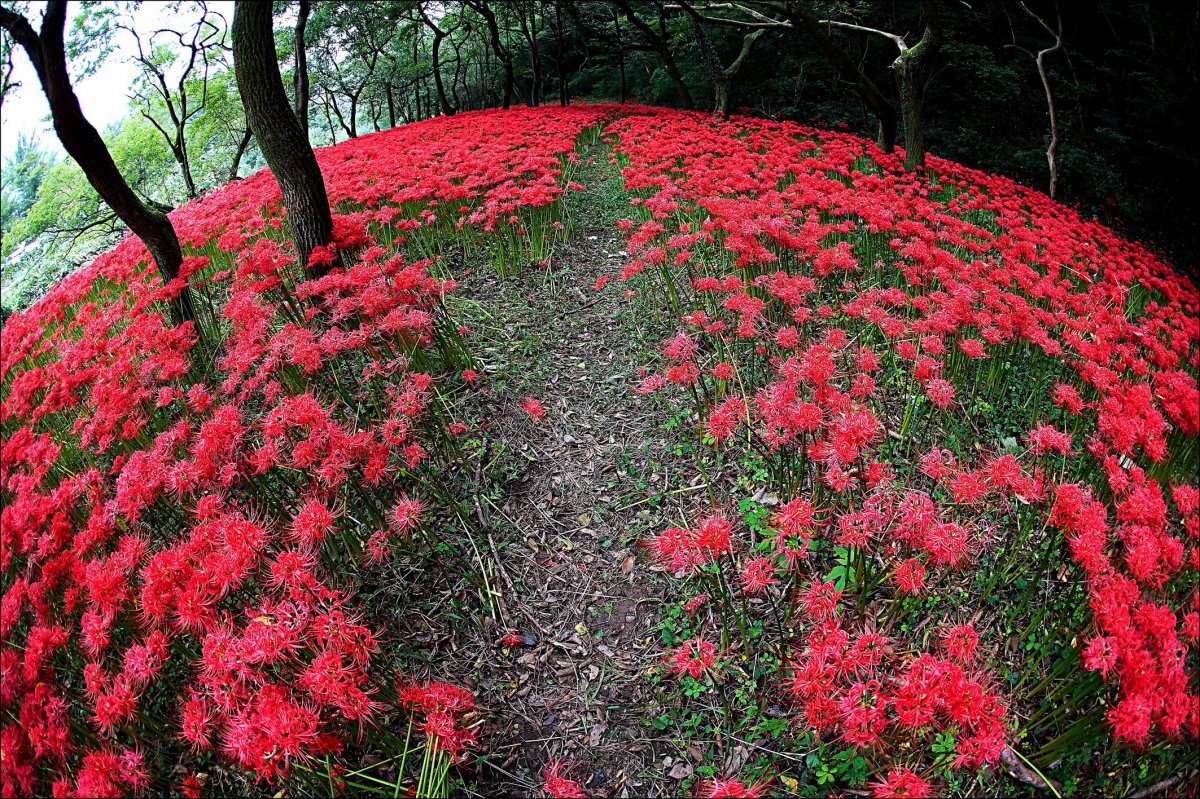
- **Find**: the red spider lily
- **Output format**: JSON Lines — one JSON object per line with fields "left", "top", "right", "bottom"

{"left": 521, "top": 397, "right": 547, "bottom": 421}
{"left": 542, "top": 758, "right": 587, "bottom": 798}
{"left": 868, "top": 767, "right": 933, "bottom": 798}
{"left": 397, "top": 679, "right": 478, "bottom": 761}
{"left": 666, "top": 637, "right": 719, "bottom": 679}
{"left": 692, "top": 774, "right": 772, "bottom": 798}
{"left": 739, "top": 558, "right": 780, "bottom": 595}
{"left": 644, "top": 514, "right": 734, "bottom": 572}
{"left": 940, "top": 623, "right": 980, "bottom": 664}
{"left": 892, "top": 559, "right": 926, "bottom": 594}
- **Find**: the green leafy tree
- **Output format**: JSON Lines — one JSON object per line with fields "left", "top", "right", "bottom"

{"left": 0, "top": 134, "right": 50, "bottom": 242}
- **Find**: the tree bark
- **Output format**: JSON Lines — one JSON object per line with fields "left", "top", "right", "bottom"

{"left": 232, "top": 0, "right": 335, "bottom": 280}
{"left": 0, "top": 1, "right": 195, "bottom": 324}
{"left": 470, "top": 0, "right": 515, "bottom": 109}
{"left": 227, "top": 127, "right": 253, "bottom": 182}
{"left": 1017, "top": 2, "right": 1063, "bottom": 198}
{"left": 323, "top": 94, "right": 338, "bottom": 143}
{"left": 890, "top": 1, "right": 942, "bottom": 169}
{"left": 680, "top": 3, "right": 729, "bottom": 115}
{"left": 294, "top": 0, "right": 310, "bottom": 135}
{"left": 420, "top": 3, "right": 455, "bottom": 116}
{"left": 614, "top": 0, "right": 693, "bottom": 108}
{"left": 783, "top": 5, "right": 899, "bottom": 152}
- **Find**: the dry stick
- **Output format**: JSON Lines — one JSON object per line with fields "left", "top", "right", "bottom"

{"left": 1128, "top": 777, "right": 1182, "bottom": 799}
{"left": 474, "top": 447, "right": 514, "bottom": 633}
{"left": 475, "top": 444, "right": 555, "bottom": 639}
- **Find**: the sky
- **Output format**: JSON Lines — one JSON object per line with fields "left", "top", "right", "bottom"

{"left": 2, "top": 0, "right": 236, "bottom": 161}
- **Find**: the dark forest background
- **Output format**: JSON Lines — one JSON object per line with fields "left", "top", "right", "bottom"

{"left": 3, "top": 0, "right": 1197, "bottom": 314}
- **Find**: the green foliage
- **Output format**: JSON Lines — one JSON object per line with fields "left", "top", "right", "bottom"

{"left": 0, "top": 134, "right": 50, "bottom": 241}
{"left": 1, "top": 115, "right": 178, "bottom": 311}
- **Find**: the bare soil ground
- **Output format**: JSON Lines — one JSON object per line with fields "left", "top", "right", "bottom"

{"left": 378, "top": 146, "right": 716, "bottom": 797}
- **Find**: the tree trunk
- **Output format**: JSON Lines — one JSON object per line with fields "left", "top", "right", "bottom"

{"left": 173, "top": 137, "right": 199, "bottom": 198}
{"left": 1017, "top": 3, "right": 1064, "bottom": 199}
{"left": 228, "top": 127, "right": 253, "bottom": 182}
{"left": 471, "top": 0, "right": 515, "bottom": 109}
{"left": 554, "top": 1, "right": 568, "bottom": 106}
{"left": 451, "top": 29, "right": 467, "bottom": 110}
{"left": 614, "top": 0, "right": 693, "bottom": 108}
{"left": 0, "top": 1, "right": 195, "bottom": 324}
{"left": 893, "top": 58, "right": 925, "bottom": 168}
{"left": 294, "top": 0, "right": 310, "bottom": 135}
{"left": 785, "top": 6, "right": 899, "bottom": 152}
{"left": 520, "top": 1, "right": 541, "bottom": 106}
{"left": 659, "top": 47, "right": 693, "bottom": 108}
{"left": 891, "top": 2, "right": 942, "bottom": 169}
{"left": 329, "top": 93, "right": 353, "bottom": 138}
{"left": 323, "top": 95, "right": 338, "bottom": 143}
{"left": 386, "top": 83, "right": 397, "bottom": 127}
{"left": 1039, "top": 49, "right": 1061, "bottom": 199}
{"left": 232, "top": 0, "right": 335, "bottom": 280}
{"left": 431, "top": 27, "right": 454, "bottom": 115}
{"left": 681, "top": 5, "right": 728, "bottom": 116}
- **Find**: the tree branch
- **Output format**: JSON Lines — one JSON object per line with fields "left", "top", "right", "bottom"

{"left": 818, "top": 18, "right": 908, "bottom": 54}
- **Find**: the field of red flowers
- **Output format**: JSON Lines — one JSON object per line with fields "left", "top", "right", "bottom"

{"left": 2, "top": 104, "right": 1197, "bottom": 798}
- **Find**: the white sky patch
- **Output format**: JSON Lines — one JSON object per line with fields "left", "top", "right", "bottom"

{"left": 2, "top": 0, "right": 236, "bottom": 160}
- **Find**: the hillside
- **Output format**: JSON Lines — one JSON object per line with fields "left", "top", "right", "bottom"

{"left": 2, "top": 104, "right": 1197, "bottom": 798}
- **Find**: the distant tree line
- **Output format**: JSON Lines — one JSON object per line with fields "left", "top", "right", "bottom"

{"left": 3, "top": 0, "right": 1197, "bottom": 315}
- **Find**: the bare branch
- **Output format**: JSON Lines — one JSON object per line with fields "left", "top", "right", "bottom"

{"left": 818, "top": 18, "right": 908, "bottom": 53}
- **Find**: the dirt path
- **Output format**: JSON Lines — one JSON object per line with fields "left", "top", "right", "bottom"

{"left": 447, "top": 144, "right": 706, "bottom": 797}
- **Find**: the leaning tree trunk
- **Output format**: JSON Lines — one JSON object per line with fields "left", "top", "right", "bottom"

{"left": 554, "top": 2, "right": 568, "bottom": 106}
{"left": 472, "top": 1, "right": 515, "bottom": 109}
{"left": 227, "top": 127, "right": 253, "bottom": 182}
{"left": 232, "top": 0, "right": 335, "bottom": 280}
{"left": 0, "top": 1, "right": 195, "bottom": 324}
{"left": 614, "top": 0, "right": 693, "bottom": 108}
{"left": 521, "top": 1, "right": 541, "bottom": 107}
{"left": 431, "top": 27, "right": 455, "bottom": 116}
{"left": 787, "top": 6, "right": 899, "bottom": 152}
{"left": 682, "top": 5, "right": 729, "bottom": 116}
{"left": 1015, "top": 3, "right": 1063, "bottom": 199}
{"left": 172, "top": 135, "right": 199, "bottom": 198}
{"left": 294, "top": 0, "right": 311, "bottom": 135}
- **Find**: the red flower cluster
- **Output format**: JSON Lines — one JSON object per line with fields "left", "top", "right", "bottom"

{"left": 665, "top": 637, "right": 719, "bottom": 679}
{"left": 608, "top": 105, "right": 1196, "bottom": 786}
{"left": 784, "top": 590, "right": 1007, "bottom": 773}
{"left": 541, "top": 758, "right": 587, "bottom": 798}
{"left": 397, "top": 679, "right": 478, "bottom": 761}
{"left": 644, "top": 514, "right": 733, "bottom": 572}
{"left": 1, "top": 106, "right": 608, "bottom": 795}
